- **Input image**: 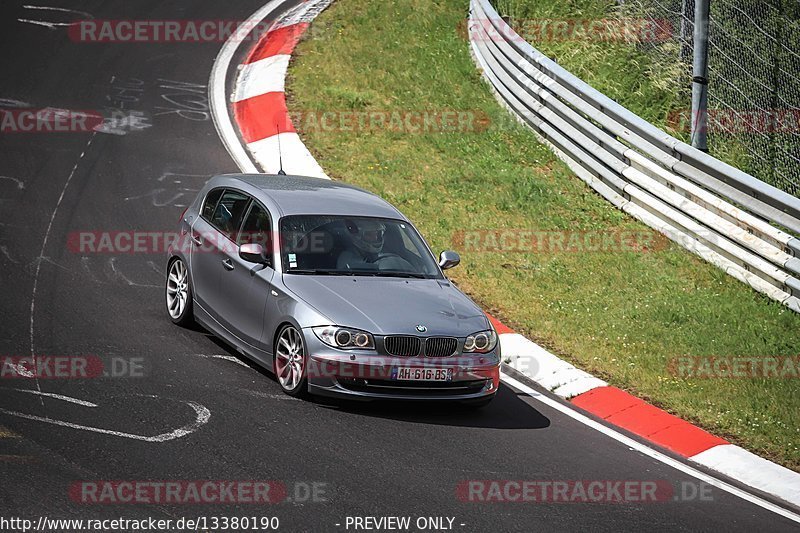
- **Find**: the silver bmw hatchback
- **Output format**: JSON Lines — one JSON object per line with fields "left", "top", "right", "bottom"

{"left": 165, "top": 174, "right": 500, "bottom": 406}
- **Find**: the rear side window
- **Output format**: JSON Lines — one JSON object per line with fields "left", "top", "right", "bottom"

{"left": 210, "top": 190, "right": 250, "bottom": 240}
{"left": 201, "top": 188, "right": 224, "bottom": 220}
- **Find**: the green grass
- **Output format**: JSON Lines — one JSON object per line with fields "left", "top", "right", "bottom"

{"left": 494, "top": 0, "right": 690, "bottom": 129}
{"left": 495, "top": 0, "right": 800, "bottom": 195}
{"left": 288, "top": 0, "right": 800, "bottom": 469}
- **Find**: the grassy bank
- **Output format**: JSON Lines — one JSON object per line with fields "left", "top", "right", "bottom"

{"left": 288, "top": 0, "right": 800, "bottom": 468}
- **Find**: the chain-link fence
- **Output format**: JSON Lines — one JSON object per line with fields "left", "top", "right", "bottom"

{"left": 619, "top": 0, "right": 800, "bottom": 197}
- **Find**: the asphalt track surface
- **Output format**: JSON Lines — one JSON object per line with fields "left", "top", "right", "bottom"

{"left": 0, "top": 1, "right": 798, "bottom": 531}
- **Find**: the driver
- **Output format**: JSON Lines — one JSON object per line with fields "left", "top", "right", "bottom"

{"left": 337, "top": 219, "right": 412, "bottom": 271}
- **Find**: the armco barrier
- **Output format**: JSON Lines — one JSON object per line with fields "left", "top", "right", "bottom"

{"left": 469, "top": 0, "right": 800, "bottom": 313}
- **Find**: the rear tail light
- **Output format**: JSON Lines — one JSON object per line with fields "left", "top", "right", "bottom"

{"left": 179, "top": 207, "right": 188, "bottom": 223}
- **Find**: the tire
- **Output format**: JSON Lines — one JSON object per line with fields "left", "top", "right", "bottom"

{"left": 166, "top": 257, "right": 194, "bottom": 327}
{"left": 273, "top": 324, "right": 309, "bottom": 398}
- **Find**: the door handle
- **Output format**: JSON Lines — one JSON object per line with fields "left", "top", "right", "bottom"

{"left": 191, "top": 234, "right": 203, "bottom": 246}
{"left": 222, "top": 258, "right": 234, "bottom": 271}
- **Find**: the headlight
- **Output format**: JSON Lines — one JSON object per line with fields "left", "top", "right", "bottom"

{"left": 312, "top": 326, "right": 375, "bottom": 350}
{"left": 464, "top": 329, "right": 497, "bottom": 353}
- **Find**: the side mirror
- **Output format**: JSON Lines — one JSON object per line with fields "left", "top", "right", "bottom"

{"left": 239, "top": 243, "right": 269, "bottom": 265}
{"left": 439, "top": 250, "right": 460, "bottom": 270}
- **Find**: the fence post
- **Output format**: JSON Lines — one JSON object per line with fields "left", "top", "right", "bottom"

{"left": 691, "top": 0, "right": 710, "bottom": 151}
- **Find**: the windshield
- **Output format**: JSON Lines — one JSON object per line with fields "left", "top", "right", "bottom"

{"left": 280, "top": 215, "right": 442, "bottom": 278}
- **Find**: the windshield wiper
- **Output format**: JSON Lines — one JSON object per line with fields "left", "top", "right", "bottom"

{"left": 356, "top": 271, "right": 428, "bottom": 279}
{"left": 286, "top": 269, "right": 353, "bottom": 275}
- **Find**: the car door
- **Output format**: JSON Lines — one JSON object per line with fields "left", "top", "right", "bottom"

{"left": 190, "top": 188, "right": 250, "bottom": 320}
{"left": 214, "top": 199, "right": 275, "bottom": 352}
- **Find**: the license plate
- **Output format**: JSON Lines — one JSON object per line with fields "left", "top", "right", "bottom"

{"left": 392, "top": 367, "right": 453, "bottom": 381}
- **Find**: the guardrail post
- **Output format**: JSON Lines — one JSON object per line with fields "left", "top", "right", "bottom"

{"left": 691, "top": 0, "right": 710, "bottom": 152}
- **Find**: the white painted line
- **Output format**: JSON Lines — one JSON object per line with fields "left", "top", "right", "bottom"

{"left": 0, "top": 99, "right": 32, "bottom": 108}
{"left": 0, "top": 399, "right": 210, "bottom": 443}
{"left": 29, "top": 130, "right": 97, "bottom": 408}
{"left": 209, "top": 0, "right": 286, "bottom": 173}
{"left": 234, "top": 55, "right": 291, "bottom": 102}
{"left": 18, "top": 5, "right": 93, "bottom": 29}
{"left": 0, "top": 175, "right": 26, "bottom": 189}
{"left": 243, "top": 389, "right": 300, "bottom": 401}
{"left": 6, "top": 364, "right": 34, "bottom": 378}
{"left": 500, "top": 372, "right": 800, "bottom": 523}
{"left": 12, "top": 388, "right": 97, "bottom": 407}
{"left": 196, "top": 353, "right": 252, "bottom": 369}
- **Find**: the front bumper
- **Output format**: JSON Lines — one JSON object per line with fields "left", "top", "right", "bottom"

{"left": 303, "top": 331, "right": 500, "bottom": 401}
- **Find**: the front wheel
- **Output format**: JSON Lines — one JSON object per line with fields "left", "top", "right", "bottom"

{"left": 166, "top": 258, "right": 194, "bottom": 327}
{"left": 274, "top": 325, "right": 308, "bottom": 397}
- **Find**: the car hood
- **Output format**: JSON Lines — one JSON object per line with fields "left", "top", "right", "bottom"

{"left": 283, "top": 275, "right": 488, "bottom": 336}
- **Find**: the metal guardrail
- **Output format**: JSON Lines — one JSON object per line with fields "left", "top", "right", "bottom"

{"left": 468, "top": 0, "right": 800, "bottom": 312}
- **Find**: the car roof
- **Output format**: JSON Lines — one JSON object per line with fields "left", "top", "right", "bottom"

{"left": 211, "top": 174, "right": 405, "bottom": 219}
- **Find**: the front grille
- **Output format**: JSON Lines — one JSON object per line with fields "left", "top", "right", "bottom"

{"left": 424, "top": 337, "right": 458, "bottom": 357}
{"left": 384, "top": 336, "right": 421, "bottom": 356}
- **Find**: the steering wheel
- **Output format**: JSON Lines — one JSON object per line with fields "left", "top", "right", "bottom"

{"left": 374, "top": 253, "right": 415, "bottom": 271}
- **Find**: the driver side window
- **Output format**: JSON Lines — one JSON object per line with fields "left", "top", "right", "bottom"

{"left": 238, "top": 202, "right": 272, "bottom": 251}
{"left": 210, "top": 190, "right": 250, "bottom": 241}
